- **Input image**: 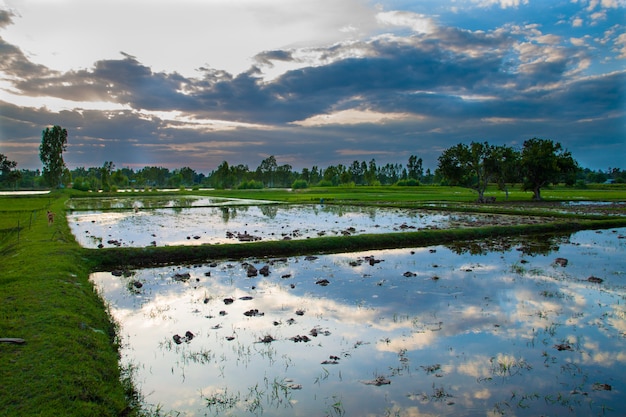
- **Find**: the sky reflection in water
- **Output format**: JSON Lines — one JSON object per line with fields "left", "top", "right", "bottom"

{"left": 91, "top": 228, "right": 626, "bottom": 416}
{"left": 68, "top": 197, "right": 547, "bottom": 248}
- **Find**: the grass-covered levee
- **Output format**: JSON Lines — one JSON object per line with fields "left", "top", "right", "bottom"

{"left": 0, "top": 191, "right": 140, "bottom": 417}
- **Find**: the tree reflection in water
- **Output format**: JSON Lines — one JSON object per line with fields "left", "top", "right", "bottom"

{"left": 446, "top": 233, "right": 570, "bottom": 256}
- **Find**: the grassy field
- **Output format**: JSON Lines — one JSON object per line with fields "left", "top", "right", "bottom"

{"left": 194, "top": 183, "right": 626, "bottom": 202}
{"left": 1, "top": 184, "right": 625, "bottom": 416}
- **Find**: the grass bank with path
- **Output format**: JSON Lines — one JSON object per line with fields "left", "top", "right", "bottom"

{"left": 1, "top": 185, "right": 625, "bottom": 416}
{"left": 0, "top": 191, "right": 138, "bottom": 417}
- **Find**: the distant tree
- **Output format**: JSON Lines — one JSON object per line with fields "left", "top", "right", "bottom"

{"left": 175, "top": 167, "right": 196, "bottom": 186}
{"left": 349, "top": 160, "right": 365, "bottom": 184}
{"left": 422, "top": 168, "right": 434, "bottom": 184}
{"left": 138, "top": 166, "right": 170, "bottom": 187}
{"left": 39, "top": 125, "right": 68, "bottom": 188}
{"left": 364, "top": 159, "right": 377, "bottom": 185}
{"left": 212, "top": 161, "right": 232, "bottom": 189}
{"left": 258, "top": 155, "right": 277, "bottom": 187}
{"left": 111, "top": 169, "right": 130, "bottom": 188}
{"left": 310, "top": 165, "right": 322, "bottom": 185}
{"left": 100, "top": 161, "right": 114, "bottom": 191}
{"left": 520, "top": 138, "right": 578, "bottom": 200}
{"left": 407, "top": 155, "right": 423, "bottom": 181}
{"left": 0, "top": 154, "right": 21, "bottom": 189}
{"left": 322, "top": 164, "right": 341, "bottom": 186}
{"left": 275, "top": 164, "right": 294, "bottom": 187}
{"left": 300, "top": 167, "right": 311, "bottom": 183}
{"left": 0, "top": 153, "right": 17, "bottom": 176}
{"left": 437, "top": 141, "right": 515, "bottom": 202}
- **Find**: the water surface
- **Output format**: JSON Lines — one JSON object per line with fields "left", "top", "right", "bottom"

{"left": 69, "top": 197, "right": 553, "bottom": 248}
{"left": 92, "top": 228, "right": 626, "bottom": 416}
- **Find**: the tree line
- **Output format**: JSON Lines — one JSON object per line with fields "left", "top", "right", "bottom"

{"left": 0, "top": 125, "right": 624, "bottom": 199}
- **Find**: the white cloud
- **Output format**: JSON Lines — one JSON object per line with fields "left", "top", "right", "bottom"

{"left": 291, "top": 109, "right": 416, "bottom": 127}
{"left": 375, "top": 10, "right": 436, "bottom": 34}
{"left": 601, "top": 0, "right": 626, "bottom": 7}
{"left": 0, "top": 0, "right": 378, "bottom": 77}
{"left": 472, "top": 0, "right": 529, "bottom": 8}
{"left": 590, "top": 10, "right": 608, "bottom": 22}
{"left": 615, "top": 32, "right": 626, "bottom": 58}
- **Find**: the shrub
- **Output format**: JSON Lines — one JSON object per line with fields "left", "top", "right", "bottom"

{"left": 396, "top": 179, "right": 420, "bottom": 186}
{"left": 574, "top": 180, "right": 587, "bottom": 189}
{"left": 238, "top": 180, "right": 264, "bottom": 189}
{"left": 292, "top": 179, "right": 308, "bottom": 189}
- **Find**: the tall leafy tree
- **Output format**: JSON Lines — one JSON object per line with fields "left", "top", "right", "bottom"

{"left": 39, "top": 125, "right": 68, "bottom": 188}
{"left": 258, "top": 155, "right": 277, "bottom": 187}
{"left": 437, "top": 141, "right": 515, "bottom": 202}
{"left": 520, "top": 138, "right": 578, "bottom": 200}
{"left": 407, "top": 155, "right": 423, "bottom": 181}
{"left": 486, "top": 145, "right": 521, "bottom": 196}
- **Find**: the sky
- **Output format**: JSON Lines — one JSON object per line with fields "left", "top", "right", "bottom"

{"left": 0, "top": 0, "right": 624, "bottom": 174}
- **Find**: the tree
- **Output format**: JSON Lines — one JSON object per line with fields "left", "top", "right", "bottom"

{"left": 100, "top": 161, "right": 114, "bottom": 191}
{"left": 520, "top": 138, "right": 578, "bottom": 200}
{"left": 258, "top": 155, "right": 277, "bottom": 187}
{"left": 212, "top": 161, "right": 233, "bottom": 189}
{"left": 175, "top": 167, "right": 196, "bottom": 186}
{"left": 349, "top": 160, "right": 364, "bottom": 185}
{"left": 275, "top": 164, "right": 294, "bottom": 187}
{"left": 407, "top": 155, "right": 423, "bottom": 181}
{"left": 486, "top": 145, "right": 520, "bottom": 198}
{"left": 0, "top": 154, "right": 20, "bottom": 189}
{"left": 39, "top": 125, "right": 68, "bottom": 188}
{"left": 364, "top": 159, "right": 377, "bottom": 185}
{"left": 437, "top": 141, "right": 515, "bottom": 202}
{"left": 0, "top": 153, "right": 17, "bottom": 176}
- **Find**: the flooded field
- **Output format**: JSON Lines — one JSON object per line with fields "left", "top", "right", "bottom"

{"left": 67, "top": 196, "right": 559, "bottom": 248}
{"left": 92, "top": 228, "right": 626, "bottom": 416}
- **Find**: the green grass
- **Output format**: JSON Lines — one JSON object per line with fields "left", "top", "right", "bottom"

{"left": 1, "top": 185, "right": 624, "bottom": 416}
{"left": 0, "top": 191, "right": 137, "bottom": 417}
{"left": 193, "top": 183, "right": 626, "bottom": 203}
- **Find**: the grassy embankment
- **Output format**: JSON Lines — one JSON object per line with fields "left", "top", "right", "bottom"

{"left": 1, "top": 184, "right": 625, "bottom": 416}
{"left": 0, "top": 191, "right": 138, "bottom": 417}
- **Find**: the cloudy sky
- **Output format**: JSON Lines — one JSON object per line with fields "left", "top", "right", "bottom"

{"left": 1, "top": 0, "right": 624, "bottom": 174}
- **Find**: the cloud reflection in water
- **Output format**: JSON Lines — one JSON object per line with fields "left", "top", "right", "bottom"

{"left": 92, "top": 228, "right": 626, "bottom": 416}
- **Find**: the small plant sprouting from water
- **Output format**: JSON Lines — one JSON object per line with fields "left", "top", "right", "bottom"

{"left": 489, "top": 354, "right": 532, "bottom": 378}
{"left": 314, "top": 367, "right": 330, "bottom": 385}
{"left": 266, "top": 377, "right": 294, "bottom": 409}
{"left": 182, "top": 348, "right": 214, "bottom": 365}
{"left": 510, "top": 263, "right": 526, "bottom": 275}
{"left": 421, "top": 363, "right": 442, "bottom": 375}
{"left": 418, "top": 383, "right": 454, "bottom": 403}
{"left": 203, "top": 388, "right": 240, "bottom": 414}
{"left": 244, "top": 383, "right": 265, "bottom": 415}
{"left": 324, "top": 395, "right": 345, "bottom": 417}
